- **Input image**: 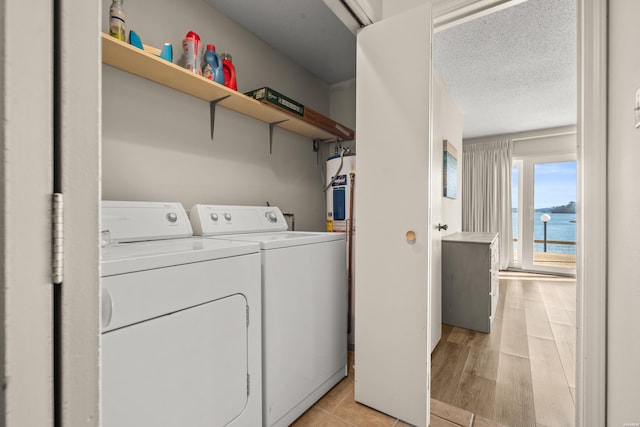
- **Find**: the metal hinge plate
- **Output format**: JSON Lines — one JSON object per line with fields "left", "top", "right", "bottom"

{"left": 52, "top": 193, "right": 64, "bottom": 284}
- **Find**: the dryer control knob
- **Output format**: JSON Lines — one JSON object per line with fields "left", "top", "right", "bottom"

{"left": 266, "top": 211, "right": 278, "bottom": 223}
{"left": 210, "top": 213, "right": 219, "bottom": 222}
{"left": 224, "top": 213, "right": 232, "bottom": 221}
{"left": 166, "top": 212, "right": 178, "bottom": 223}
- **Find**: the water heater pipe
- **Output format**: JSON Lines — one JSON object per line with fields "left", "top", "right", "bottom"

{"left": 283, "top": 213, "right": 295, "bottom": 231}
{"left": 323, "top": 146, "right": 350, "bottom": 192}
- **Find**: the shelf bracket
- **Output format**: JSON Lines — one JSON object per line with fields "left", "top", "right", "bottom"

{"left": 269, "top": 120, "right": 288, "bottom": 154}
{"left": 313, "top": 139, "right": 321, "bottom": 164}
{"left": 209, "top": 95, "right": 231, "bottom": 140}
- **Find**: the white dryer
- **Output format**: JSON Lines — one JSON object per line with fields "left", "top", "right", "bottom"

{"left": 100, "top": 201, "right": 262, "bottom": 427}
{"left": 190, "top": 204, "right": 347, "bottom": 427}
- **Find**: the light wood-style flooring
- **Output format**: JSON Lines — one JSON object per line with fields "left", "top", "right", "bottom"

{"left": 292, "top": 351, "right": 506, "bottom": 426}
{"left": 431, "top": 272, "right": 577, "bottom": 427}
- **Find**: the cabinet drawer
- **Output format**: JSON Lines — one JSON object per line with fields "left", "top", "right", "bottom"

{"left": 441, "top": 232, "right": 498, "bottom": 333}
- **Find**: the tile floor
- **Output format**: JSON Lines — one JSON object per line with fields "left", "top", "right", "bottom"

{"left": 291, "top": 352, "right": 506, "bottom": 427}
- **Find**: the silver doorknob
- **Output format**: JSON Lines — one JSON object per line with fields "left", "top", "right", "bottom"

{"left": 436, "top": 224, "right": 448, "bottom": 231}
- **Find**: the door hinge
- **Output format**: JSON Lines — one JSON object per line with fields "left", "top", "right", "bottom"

{"left": 52, "top": 193, "right": 64, "bottom": 285}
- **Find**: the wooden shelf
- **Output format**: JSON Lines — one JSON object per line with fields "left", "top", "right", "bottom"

{"left": 101, "top": 33, "right": 352, "bottom": 142}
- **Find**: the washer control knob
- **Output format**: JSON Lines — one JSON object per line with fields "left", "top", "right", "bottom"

{"left": 224, "top": 213, "right": 232, "bottom": 221}
{"left": 210, "top": 213, "right": 219, "bottom": 222}
{"left": 266, "top": 211, "right": 278, "bottom": 223}
{"left": 166, "top": 212, "right": 178, "bottom": 223}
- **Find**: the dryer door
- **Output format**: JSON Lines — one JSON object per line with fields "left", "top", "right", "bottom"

{"left": 102, "top": 294, "right": 248, "bottom": 426}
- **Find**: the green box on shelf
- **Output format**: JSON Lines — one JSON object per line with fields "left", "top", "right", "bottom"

{"left": 245, "top": 87, "right": 304, "bottom": 117}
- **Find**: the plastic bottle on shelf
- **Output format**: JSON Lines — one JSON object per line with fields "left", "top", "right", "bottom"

{"left": 221, "top": 53, "right": 237, "bottom": 91}
{"left": 202, "top": 44, "right": 225, "bottom": 85}
{"left": 182, "top": 31, "right": 202, "bottom": 75}
{"left": 109, "top": 0, "right": 126, "bottom": 41}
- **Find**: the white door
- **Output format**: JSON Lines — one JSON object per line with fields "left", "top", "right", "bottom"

{"left": 1, "top": 1, "right": 54, "bottom": 425}
{"left": 1, "top": 0, "right": 100, "bottom": 425}
{"left": 354, "top": 4, "right": 432, "bottom": 426}
{"left": 518, "top": 156, "right": 577, "bottom": 275}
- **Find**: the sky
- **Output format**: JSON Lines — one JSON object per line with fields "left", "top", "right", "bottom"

{"left": 512, "top": 161, "right": 577, "bottom": 209}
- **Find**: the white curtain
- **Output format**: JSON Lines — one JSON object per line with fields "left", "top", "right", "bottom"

{"left": 462, "top": 140, "right": 513, "bottom": 269}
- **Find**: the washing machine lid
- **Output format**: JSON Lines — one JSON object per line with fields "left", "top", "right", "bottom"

{"left": 101, "top": 237, "right": 260, "bottom": 276}
{"left": 216, "top": 231, "right": 345, "bottom": 250}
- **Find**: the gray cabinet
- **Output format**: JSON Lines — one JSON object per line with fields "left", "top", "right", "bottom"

{"left": 441, "top": 232, "right": 499, "bottom": 333}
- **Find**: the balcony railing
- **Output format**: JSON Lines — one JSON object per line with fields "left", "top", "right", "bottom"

{"left": 513, "top": 238, "right": 576, "bottom": 268}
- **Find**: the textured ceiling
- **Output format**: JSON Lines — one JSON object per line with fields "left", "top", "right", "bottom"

{"left": 204, "top": 0, "right": 576, "bottom": 139}
{"left": 434, "top": 0, "right": 577, "bottom": 138}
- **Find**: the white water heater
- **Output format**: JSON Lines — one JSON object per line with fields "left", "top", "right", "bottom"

{"left": 326, "top": 153, "right": 356, "bottom": 347}
{"left": 326, "top": 153, "right": 356, "bottom": 233}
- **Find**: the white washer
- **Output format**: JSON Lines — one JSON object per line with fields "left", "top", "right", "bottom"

{"left": 190, "top": 204, "right": 347, "bottom": 427}
{"left": 100, "top": 201, "right": 262, "bottom": 427}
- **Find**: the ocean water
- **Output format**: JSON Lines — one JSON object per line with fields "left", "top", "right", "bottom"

{"left": 513, "top": 212, "right": 576, "bottom": 254}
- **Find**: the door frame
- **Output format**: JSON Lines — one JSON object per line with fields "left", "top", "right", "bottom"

{"left": 512, "top": 158, "right": 523, "bottom": 269}
{"left": 56, "top": 0, "right": 102, "bottom": 425}
{"left": 432, "top": 0, "right": 607, "bottom": 425}
{"left": 575, "top": 0, "right": 607, "bottom": 424}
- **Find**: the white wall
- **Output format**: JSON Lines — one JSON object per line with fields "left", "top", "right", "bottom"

{"left": 431, "top": 71, "right": 463, "bottom": 353}
{"left": 607, "top": 1, "right": 640, "bottom": 424}
{"left": 434, "top": 73, "right": 463, "bottom": 235}
{"left": 329, "top": 79, "right": 356, "bottom": 134}
{"left": 101, "top": 0, "right": 333, "bottom": 231}
{"left": 327, "top": 78, "right": 357, "bottom": 158}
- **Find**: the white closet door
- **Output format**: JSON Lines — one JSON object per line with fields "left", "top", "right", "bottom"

{"left": 354, "top": 4, "right": 432, "bottom": 427}
{"left": 1, "top": 1, "right": 54, "bottom": 425}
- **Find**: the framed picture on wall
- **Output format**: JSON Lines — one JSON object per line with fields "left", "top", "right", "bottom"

{"left": 443, "top": 140, "right": 457, "bottom": 199}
